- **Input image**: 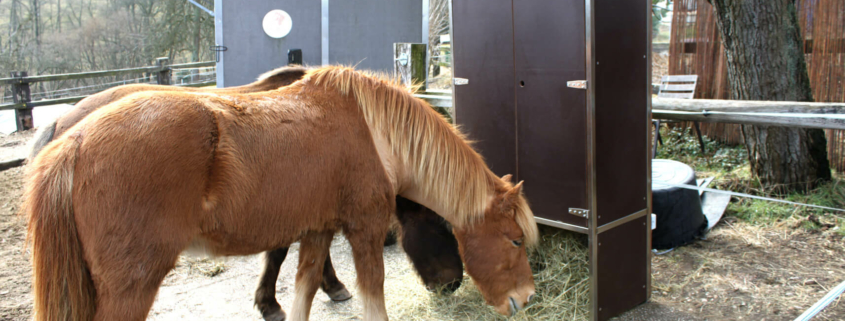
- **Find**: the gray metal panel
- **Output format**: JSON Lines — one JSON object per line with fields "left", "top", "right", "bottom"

{"left": 214, "top": 0, "right": 224, "bottom": 87}
{"left": 322, "top": 0, "right": 329, "bottom": 65}
{"left": 220, "top": 0, "right": 321, "bottom": 87}
{"left": 329, "top": 0, "right": 422, "bottom": 71}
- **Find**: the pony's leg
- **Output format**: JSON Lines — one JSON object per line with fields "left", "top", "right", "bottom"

{"left": 256, "top": 248, "right": 290, "bottom": 321}
{"left": 320, "top": 253, "right": 353, "bottom": 301}
{"left": 347, "top": 230, "right": 389, "bottom": 321}
{"left": 288, "top": 231, "right": 334, "bottom": 321}
{"left": 89, "top": 244, "right": 182, "bottom": 321}
{"left": 256, "top": 248, "right": 352, "bottom": 321}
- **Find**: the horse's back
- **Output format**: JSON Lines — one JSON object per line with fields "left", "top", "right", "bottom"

{"left": 55, "top": 84, "right": 205, "bottom": 138}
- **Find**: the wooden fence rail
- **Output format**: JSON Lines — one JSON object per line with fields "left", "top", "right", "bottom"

{"left": 413, "top": 95, "right": 845, "bottom": 130}
{"left": 0, "top": 58, "right": 216, "bottom": 131}
{"left": 651, "top": 98, "right": 845, "bottom": 130}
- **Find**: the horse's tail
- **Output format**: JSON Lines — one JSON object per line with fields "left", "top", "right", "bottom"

{"left": 26, "top": 119, "right": 57, "bottom": 161}
{"left": 24, "top": 133, "right": 96, "bottom": 321}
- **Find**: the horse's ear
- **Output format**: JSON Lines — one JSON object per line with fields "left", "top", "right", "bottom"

{"left": 501, "top": 174, "right": 513, "bottom": 184}
{"left": 501, "top": 181, "right": 524, "bottom": 213}
{"left": 509, "top": 181, "right": 524, "bottom": 196}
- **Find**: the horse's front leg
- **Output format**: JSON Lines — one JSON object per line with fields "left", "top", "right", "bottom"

{"left": 288, "top": 231, "right": 335, "bottom": 321}
{"left": 347, "top": 226, "right": 389, "bottom": 321}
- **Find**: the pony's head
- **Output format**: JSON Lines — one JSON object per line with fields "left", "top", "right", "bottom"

{"left": 452, "top": 174, "right": 538, "bottom": 316}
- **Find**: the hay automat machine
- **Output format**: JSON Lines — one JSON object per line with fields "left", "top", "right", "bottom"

{"left": 449, "top": 0, "right": 650, "bottom": 320}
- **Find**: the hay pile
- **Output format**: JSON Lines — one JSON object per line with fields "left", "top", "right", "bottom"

{"left": 383, "top": 226, "right": 591, "bottom": 321}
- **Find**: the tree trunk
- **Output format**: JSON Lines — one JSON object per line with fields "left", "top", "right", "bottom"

{"left": 708, "top": 0, "right": 830, "bottom": 192}
{"left": 56, "top": 0, "right": 61, "bottom": 33}
{"left": 9, "top": 0, "right": 17, "bottom": 51}
{"left": 192, "top": 4, "right": 201, "bottom": 62}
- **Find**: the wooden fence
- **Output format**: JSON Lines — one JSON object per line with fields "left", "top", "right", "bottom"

{"left": 0, "top": 58, "right": 216, "bottom": 132}
{"left": 669, "top": 0, "right": 845, "bottom": 171}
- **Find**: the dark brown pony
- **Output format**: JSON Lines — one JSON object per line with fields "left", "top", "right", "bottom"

{"left": 26, "top": 66, "right": 464, "bottom": 321}
{"left": 24, "top": 66, "right": 538, "bottom": 321}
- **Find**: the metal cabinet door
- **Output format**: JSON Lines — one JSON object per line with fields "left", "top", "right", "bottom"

{"left": 514, "top": 0, "right": 588, "bottom": 227}
{"left": 450, "top": 0, "right": 517, "bottom": 178}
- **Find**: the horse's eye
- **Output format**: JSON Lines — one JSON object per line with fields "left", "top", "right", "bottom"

{"left": 511, "top": 239, "right": 522, "bottom": 247}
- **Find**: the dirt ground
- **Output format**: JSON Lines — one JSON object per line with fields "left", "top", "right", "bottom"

{"left": 642, "top": 217, "right": 845, "bottom": 321}
{"left": 2, "top": 130, "right": 845, "bottom": 321}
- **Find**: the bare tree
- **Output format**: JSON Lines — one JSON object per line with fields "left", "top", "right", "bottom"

{"left": 31, "top": 0, "right": 39, "bottom": 49}
{"left": 56, "top": 0, "right": 61, "bottom": 33}
{"left": 427, "top": 0, "right": 449, "bottom": 78}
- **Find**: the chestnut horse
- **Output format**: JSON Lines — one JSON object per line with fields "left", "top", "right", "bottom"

{"left": 26, "top": 66, "right": 464, "bottom": 320}
{"left": 24, "top": 66, "right": 538, "bottom": 321}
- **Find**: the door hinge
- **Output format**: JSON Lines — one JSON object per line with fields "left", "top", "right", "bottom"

{"left": 567, "top": 80, "right": 587, "bottom": 90}
{"left": 454, "top": 77, "right": 469, "bottom": 85}
{"left": 568, "top": 208, "right": 590, "bottom": 218}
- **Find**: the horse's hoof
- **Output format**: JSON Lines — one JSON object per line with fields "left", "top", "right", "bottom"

{"left": 262, "top": 310, "right": 286, "bottom": 321}
{"left": 327, "top": 287, "right": 353, "bottom": 302}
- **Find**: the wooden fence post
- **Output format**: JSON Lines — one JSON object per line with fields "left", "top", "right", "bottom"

{"left": 10, "top": 71, "right": 33, "bottom": 131}
{"left": 156, "top": 57, "right": 172, "bottom": 85}
{"left": 394, "top": 43, "right": 427, "bottom": 91}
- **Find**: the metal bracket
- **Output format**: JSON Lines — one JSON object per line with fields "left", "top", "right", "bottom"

{"left": 567, "top": 80, "right": 588, "bottom": 90}
{"left": 454, "top": 77, "right": 469, "bottom": 85}
{"left": 568, "top": 208, "right": 590, "bottom": 218}
{"left": 211, "top": 45, "right": 228, "bottom": 63}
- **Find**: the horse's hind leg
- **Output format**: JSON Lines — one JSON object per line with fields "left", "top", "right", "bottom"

{"left": 288, "top": 231, "right": 335, "bottom": 321}
{"left": 87, "top": 242, "right": 183, "bottom": 321}
{"left": 320, "top": 253, "right": 353, "bottom": 301}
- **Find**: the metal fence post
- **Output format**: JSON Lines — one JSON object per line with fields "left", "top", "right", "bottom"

{"left": 10, "top": 71, "right": 33, "bottom": 131}
{"left": 155, "top": 57, "right": 172, "bottom": 85}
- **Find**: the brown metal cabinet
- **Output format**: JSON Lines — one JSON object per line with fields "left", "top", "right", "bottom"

{"left": 450, "top": 1, "right": 651, "bottom": 320}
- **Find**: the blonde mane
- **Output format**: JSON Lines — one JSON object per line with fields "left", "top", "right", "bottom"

{"left": 304, "top": 66, "right": 538, "bottom": 245}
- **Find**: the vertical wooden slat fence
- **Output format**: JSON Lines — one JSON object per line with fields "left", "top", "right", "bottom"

{"left": 669, "top": 0, "right": 845, "bottom": 171}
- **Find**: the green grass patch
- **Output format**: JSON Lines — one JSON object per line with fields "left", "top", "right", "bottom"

{"left": 654, "top": 126, "right": 749, "bottom": 175}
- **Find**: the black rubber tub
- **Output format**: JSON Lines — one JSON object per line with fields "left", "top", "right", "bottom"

{"left": 651, "top": 159, "right": 707, "bottom": 249}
